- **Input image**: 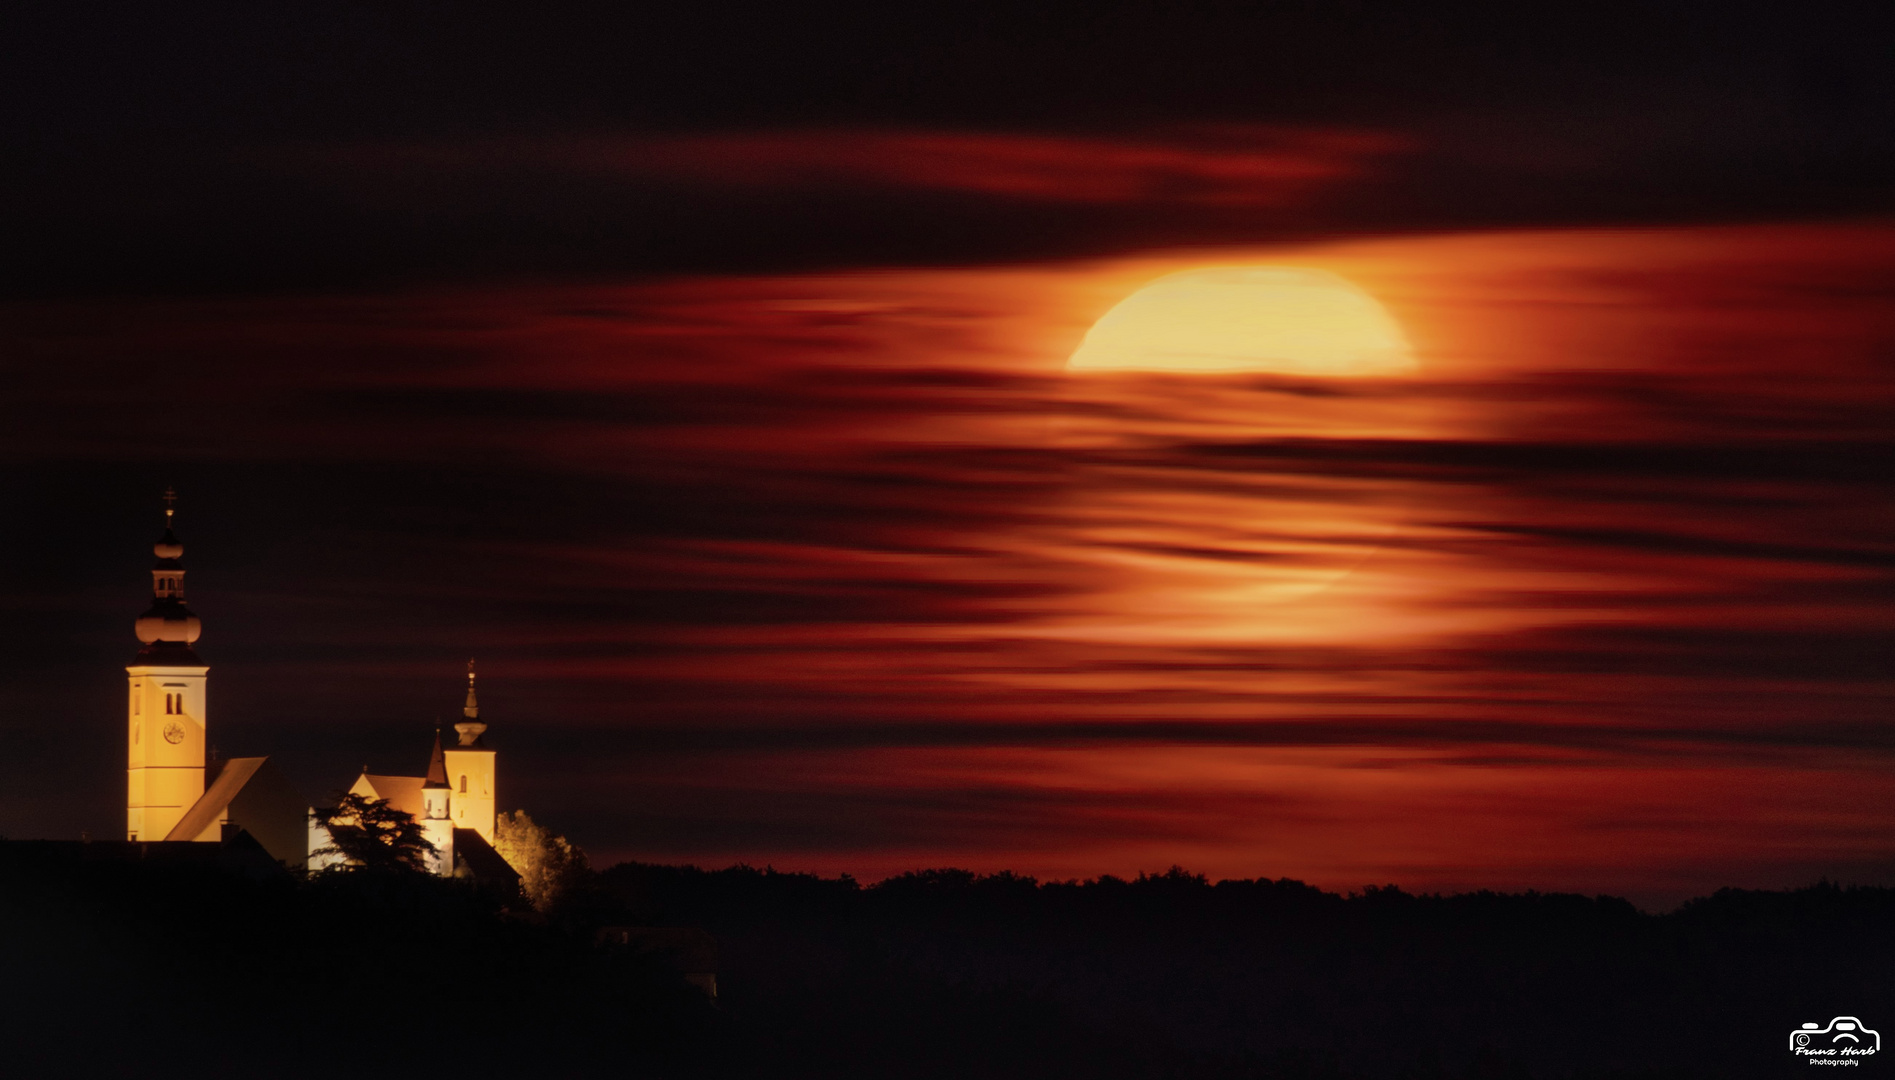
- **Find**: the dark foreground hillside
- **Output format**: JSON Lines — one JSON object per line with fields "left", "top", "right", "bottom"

{"left": 2, "top": 844, "right": 1885, "bottom": 1080}
{"left": 601, "top": 863, "right": 1891, "bottom": 1080}
{"left": 0, "top": 843, "right": 717, "bottom": 1080}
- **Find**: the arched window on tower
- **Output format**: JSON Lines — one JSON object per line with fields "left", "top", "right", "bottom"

{"left": 459, "top": 775, "right": 467, "bottom": 793}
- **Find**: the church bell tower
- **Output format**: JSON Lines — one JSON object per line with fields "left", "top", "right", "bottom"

{"left": 126, "top": 489, "right": 212, "bottom": 842}
{"left": 420, "top": 729, "right": 457, "bottom": 874}
{"left": 443, "top": 660, "right": 497, "bottom": 841}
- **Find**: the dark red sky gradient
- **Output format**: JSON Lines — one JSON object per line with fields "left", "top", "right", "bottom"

{"left": 9, "top": 222, "right": 1895, "bottom": 906}
{"left": 294, "top": 127, "right": 1411, "bottom": 208}
{"left": 7, "top": 5, "right": 1895, "bottom": 908}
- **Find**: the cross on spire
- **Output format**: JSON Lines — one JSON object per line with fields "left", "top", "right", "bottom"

{"left": 162, "top": 486, "right": 177, "bottom": 524}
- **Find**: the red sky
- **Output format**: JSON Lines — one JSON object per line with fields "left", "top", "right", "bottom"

{"left": 298, "top": 127, "right": 1411, "bottom": 208}
{"left": 10, "top": 219, "right": 1895, "bottom": 907}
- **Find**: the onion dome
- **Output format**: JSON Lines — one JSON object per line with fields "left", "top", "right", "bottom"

{"left": 134, "top": 488, "right": 202, "bottom": 663}
{"left": 133, "top": 604, "right": 202, "bottom": 646}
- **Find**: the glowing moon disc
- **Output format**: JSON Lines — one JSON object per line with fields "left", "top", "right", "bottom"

{"left": 1068, "top": 266, "right": 1416, "bottom": 375}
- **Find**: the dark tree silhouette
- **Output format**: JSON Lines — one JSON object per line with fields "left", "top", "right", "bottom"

{"left": 310, "top": 793, "right": 435, "bottom": 874}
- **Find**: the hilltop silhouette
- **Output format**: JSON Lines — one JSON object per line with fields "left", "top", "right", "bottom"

{"left": 2, "top": 843, "right": 1879, "bottom": 1079}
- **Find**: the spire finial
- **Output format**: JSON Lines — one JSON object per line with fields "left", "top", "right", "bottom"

{"left": 162, "top": 486, "right": 177, "bottom": 525}
{"left": 463, "top": 659, "right": 480, "bottom": 720}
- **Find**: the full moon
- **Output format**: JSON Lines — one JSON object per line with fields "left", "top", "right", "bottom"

{"left": 1068, "top": 266, "right": 1416, "bottom": 375}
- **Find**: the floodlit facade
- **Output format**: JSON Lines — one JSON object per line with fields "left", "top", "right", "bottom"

{"left": 126, "top": 493, "right": 212, "bottom": 843}
{"left": 444, "top": 668, "right": 498, "bottom": 841}
{"left": 122, "top": 493, "right": 518, "bottom": 890}
{"left": 336, "top": 672, "right": 508, "bottom": 877}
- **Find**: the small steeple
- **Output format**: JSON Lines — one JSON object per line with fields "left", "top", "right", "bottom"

{"left": 454, "top": 659, "right": 489, "bottom": 748}
{"left": 418, "top": 725, "right": 455, "bottom": 855}
{"left": 424, "top": 728, "right": 449, "bottom": 789}
{"left": 463, "top": 659, "right": 479, "bottom": 719}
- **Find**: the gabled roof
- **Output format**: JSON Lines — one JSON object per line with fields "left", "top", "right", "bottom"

{"left": 452, "top": 827, "right": 521, "bottom": 886}
{"left": 350, "top": 773, "right": 426, "bottom": 819}
{"left": 165, "top": 757, "right": 268, "bottom": 842}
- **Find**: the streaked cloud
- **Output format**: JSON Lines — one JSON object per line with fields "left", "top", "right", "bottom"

{"left": 7, "top": 220, "right": 1895, "bottom": 906}
{"left": 294, "top": 126, "right": 1412, "bottom": 209}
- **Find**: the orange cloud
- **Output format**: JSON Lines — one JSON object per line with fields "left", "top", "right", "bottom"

{"left": 13, "top": 220, "right": 1895, "bottom": 906}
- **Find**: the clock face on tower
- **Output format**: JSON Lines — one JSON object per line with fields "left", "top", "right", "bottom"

{"left": 163, "top": 720, "right": 186, "bottom": 745}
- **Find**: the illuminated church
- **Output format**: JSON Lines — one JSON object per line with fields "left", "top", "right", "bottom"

{"left": 127, "top": 492, "right": 518, "bottom": 886}
{"left": 320, "top": 664, "right": 510, "bottom": 879}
